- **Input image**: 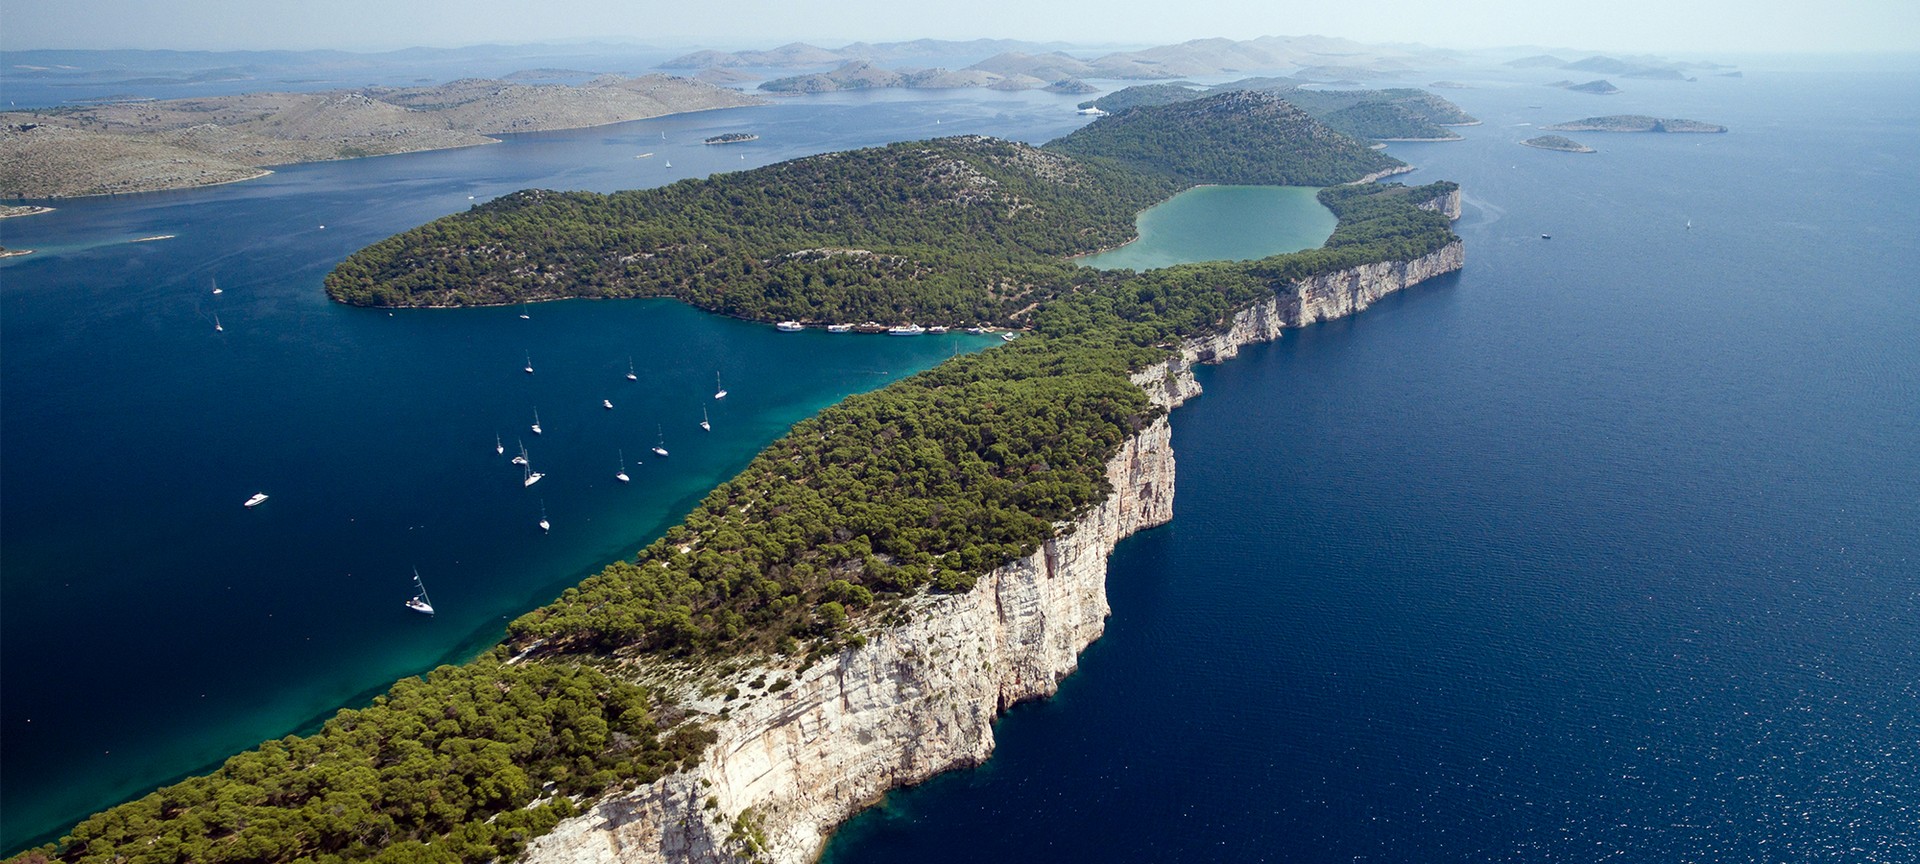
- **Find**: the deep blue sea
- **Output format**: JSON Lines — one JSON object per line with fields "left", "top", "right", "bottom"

{"left": 0, "top": 88, "right": 1091, "bottom": 850}
{"left": 824, "top": 56, "right": 1920, "bottom": 863}
{"left": 5, "top": 55, "right": 1919, "bottom": 861}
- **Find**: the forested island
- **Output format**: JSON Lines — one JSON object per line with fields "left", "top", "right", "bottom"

{"left": 703, "top": 132, "right": 759, "bottom": 144}
{"left": 1078, "top": 81, "right": 1478, "bottom": 142}
{"left": 1522, "top": 134, "right": 1594, "bottom": 153}
{"left": 17, "top": 91, "right": 1461, "bottom": 864}
{"left": 1544, "top": 115, "right": 1727, "bottom": 133}
{"left": 325, "top": 91, "right": 1407, "bottom": 320}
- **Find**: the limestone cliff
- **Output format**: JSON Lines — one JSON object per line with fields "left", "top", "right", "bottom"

{"left": 522, "top": 193, "right": 1464, "bottom": 864}
{"left": 524, "top": 418, "right": 1176, "bottom": 864}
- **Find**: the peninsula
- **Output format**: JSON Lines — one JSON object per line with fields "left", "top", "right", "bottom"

{"left": 1544, "top": 115, "right": 1727, "bottom": 133}
{"left": 0, "top": 75, "right": 761, "bottom": 199}
{"left": 1522, "top": 134, "right": 1595, "bottom": 153}
{"left": 19, "top": 91, "right": 1463, "bottom": 864}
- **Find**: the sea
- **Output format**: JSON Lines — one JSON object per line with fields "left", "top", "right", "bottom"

{"left": 5, "top": 54, "right": 1920, "bottom": 861}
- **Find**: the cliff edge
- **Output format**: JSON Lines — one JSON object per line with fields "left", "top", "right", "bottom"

{"left": 520, "top": 189, "right": 1464, "bottom": 864}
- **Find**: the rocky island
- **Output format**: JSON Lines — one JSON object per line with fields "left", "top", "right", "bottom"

{"left": 702, "top": 132, "right": 759, "bottom": 144}
{"left": 1522, "top": 134, "right": 1595, "bottom": 153}
{"left": 1544, "top": 115, "right": 1727, "bottom": 133}
{"left": 18, "top": 92, "right": 1464, "bottom": 864}
{"left": 1552, "top": 79, "right": 1622, "bottom": 94}
{"left": 0, "top": 75, "right": 760, "bottom": 199}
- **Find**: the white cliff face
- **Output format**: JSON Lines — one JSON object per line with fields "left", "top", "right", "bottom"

{"left": 525, "top": 420, "right": 1176, "bottom": 864}
{"left": 523, "top": 208, "right": 1465, "bottom": 864}
{"left": 1174, "top": 238, "right": 1465, "bottom": 365}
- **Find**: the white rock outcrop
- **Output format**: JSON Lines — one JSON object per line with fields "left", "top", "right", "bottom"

{"left": 523, "top": 197, "right": 1465, "bottom": 864}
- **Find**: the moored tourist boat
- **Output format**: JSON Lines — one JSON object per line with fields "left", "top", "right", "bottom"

{"left": 887, "top": 323, "right": 926, "bottom": 336}
{"left": 776, "top": 321, "right": 804, "bottom": 331}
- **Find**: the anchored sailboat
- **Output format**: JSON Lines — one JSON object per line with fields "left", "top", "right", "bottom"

{"left": 616, "top": 450, "right": 630, "bottom": 483}
{"left": 531, "top": 409, "right": 542, "bottom": 435}
{"left": 519, "top": 303, "right": 531, "bottom": 320}
{"left": 538, "top": 500, "right": 551, "bottom": 533}
{"left": 714, "top": 371, "right": 727, "bottom": 400}
{"left": 627, "top": 358, "right": 638, "bottom": 381}
{"left": 700, "top": 406, "right": 711, "bottom": 432}
{"left": 214, "top": 314, "right": 223, "bottom": 333}
{"left": 652, "top": 425, "right": 669, "bottom": 457}
{"left": 524, "top": 351, "right": 534, "bottom": 374}
{"left": 512, "top": 439, "right": 528, "bottom": 466}
{"left": 406, "top": 569, "right": 434, "bottom": 615}
{"left": 495, "top": 434, "right": 505, "bottom": 455}
{"left": 211, "top": 277, "right": 222, "bottom": 295}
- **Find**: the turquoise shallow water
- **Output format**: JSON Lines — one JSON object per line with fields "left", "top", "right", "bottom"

{"left": 824, "top": 57, "right": 1920, "bottom": 863}
{"left": 0, "top": 89, "right": 1092, "bottom": 850}
{"left": 1074, "top": 184, "right": 1336, "bottom": 271}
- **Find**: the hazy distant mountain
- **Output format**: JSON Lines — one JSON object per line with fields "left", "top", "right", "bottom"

{"left": 758, "top": 60, "right": 1047, "bottom": 93}
{"left": 1505, "top": 54, "right": 1570, "bottom": 68}
{"left": 966, "top": 51, "right": 1096, "bottom": 81}
{"left": 661, "top": 38, "right": 1078, "bottom": 70}
{"left": 673, "top": 34, "right": 1453, "bottom": 82}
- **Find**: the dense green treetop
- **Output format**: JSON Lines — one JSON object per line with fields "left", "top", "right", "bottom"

{"left": 325, "top": 136, "right": 1178, "bottom": 319}
{"left": 1081, "top": 82, "right": 1477, "bottom": 142}
{"left": 1048, "top": 91, "right": 1403, "bottom": 186}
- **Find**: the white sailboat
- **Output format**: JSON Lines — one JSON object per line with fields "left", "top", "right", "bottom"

{"left": 616, "top": 450, "right": 630, "bottom": 483}
{"left": 603, "top": 399, "right": 614, "bottom": 410}
{"left": 524, "top": 351, "right": 534, "bottom": 374}
{"left": 519, "top": 303, "right": 531, "bottom": 320}
{"left": 523, "top": 461, "right": 544, "bottom": 487}
{"left": 700, "top": 406, "right": 711, "bottom": 432}
{"left": 627, "top": 358, "right": 638, "bottom": 381}
{"left": 495, "top": 434, "right": 505, "bottom": 455}
{"left": 512, "top": 439, "right": 528, "bottom": 466}
{"left": 652, "top": 425, "right": 669, "bottom": 457}
{"left": 714, "top": 371, "right": 727, "bottom": 400}
{"left": 211, "top": 277, "right": 222, "bottom": 295}
{"left": 214, "top": 314, "right": 224, "bottom": 333}
{"left": 664, "top": 159, "right": 672, "bottom": 168}
{"left": 406, "top": 569, "right": 434, "bottom": 615}
{"left": 531, "top": 409, "right": 542, "bottom": 435}
{"left": 538, "top": 500, "right": 551, "bottom": 533}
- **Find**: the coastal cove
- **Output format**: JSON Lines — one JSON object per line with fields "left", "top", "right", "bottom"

{"left": 1072, "top": 185, "right": 1337, "bottom": 272}
{"left": 0, "top": 90, "right": 1097, "bottom": 851}
{"left": 7, "top": 55, "right": 1917, "bottom": 864}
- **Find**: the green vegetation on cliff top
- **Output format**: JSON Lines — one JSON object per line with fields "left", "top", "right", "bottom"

{"left": 21, "top": 93, "right": 1459, "bottom": 864}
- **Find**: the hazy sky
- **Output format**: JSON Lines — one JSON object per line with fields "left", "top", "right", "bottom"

{"left": 3, "top": 0, "right": 1915, "bottom": 54}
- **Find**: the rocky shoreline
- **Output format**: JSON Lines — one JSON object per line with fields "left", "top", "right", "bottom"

{"left": 519, "top": 188, "right": 1464, "bottom": 864}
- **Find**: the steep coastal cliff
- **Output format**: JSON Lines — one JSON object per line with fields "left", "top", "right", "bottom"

{"left": 522, "top": 203, "right": 1464, "bottom": 864}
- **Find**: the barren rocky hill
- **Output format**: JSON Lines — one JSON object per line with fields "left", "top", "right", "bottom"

{"left": 0, "top": 74, "right": 761, "bottom": 198}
